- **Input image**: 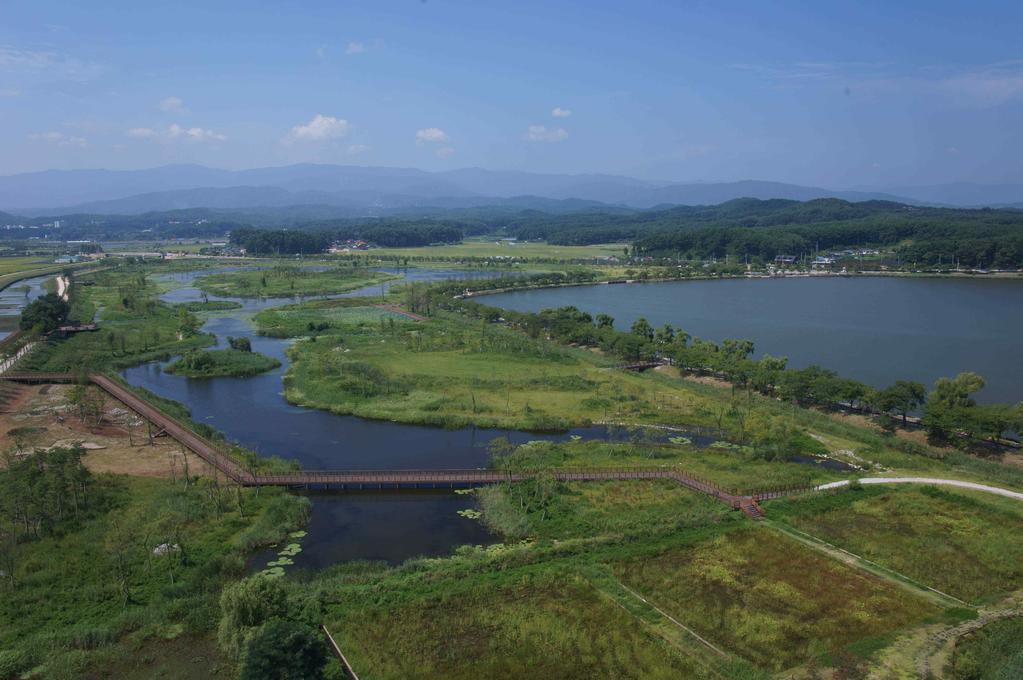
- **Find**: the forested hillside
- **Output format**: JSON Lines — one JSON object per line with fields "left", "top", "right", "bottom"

{"left": 4, "top": 197, "right": 1022, "bottom": 267}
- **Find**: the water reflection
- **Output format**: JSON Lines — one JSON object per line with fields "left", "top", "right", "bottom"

{"left": 249, "top": 491, "right": 494, "bottom": 570}
{"left": 0, "top": 275, "right": 50, "bottom": 339}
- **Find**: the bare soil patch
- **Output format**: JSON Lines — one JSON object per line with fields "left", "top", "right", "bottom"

{"left": 0, "top": 384, "right": 207, "bottom": 478}
{"left": 683, "top": 373, "right": 731, "bottom": 390}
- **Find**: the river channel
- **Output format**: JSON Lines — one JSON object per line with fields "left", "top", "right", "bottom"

{"left": 122, "top": 267, "right": 718, "bottom": 569}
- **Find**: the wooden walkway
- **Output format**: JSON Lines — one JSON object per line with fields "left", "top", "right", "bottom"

{"left": 1, "top": 371, "right": 781, "bottom": 518}
{"left": 373, "top": 304, "right": 427, "bottom": 322}
{"left": 616, "top": 361, "right": 668, "bottom": 372}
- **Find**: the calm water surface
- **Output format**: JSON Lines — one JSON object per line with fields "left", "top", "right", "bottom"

{"left": 0, "top": 275, "right": 50, "bottom": 338}
{"left": 124, "top": 267, "right": 585, "bottom": 566}
{"left": 487, "top": 277, "right": 1023, "bottom": 403}
{"left": 249, "top": 491, "right": 494, "bottom": 569}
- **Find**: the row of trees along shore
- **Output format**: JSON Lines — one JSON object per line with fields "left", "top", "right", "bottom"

{"left": 442, "top": 274, "right": 1023, "bottom": 447}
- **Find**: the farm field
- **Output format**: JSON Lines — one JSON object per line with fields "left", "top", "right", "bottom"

{"left": 327, "top": 575, "right": 714, "bottom": 680}
{"left": 0, "top": 256, "right": 52, "bottom": 277}
{"left": 768, "top": 485, "right": 1023, "bottom": 603}
{"left": 613, "top": 527, "right": 943, "bottom": 671}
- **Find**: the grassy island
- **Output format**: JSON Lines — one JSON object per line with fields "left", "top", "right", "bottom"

{"left": 194, "top": 264, "right": 399, "bottom": 298}
{"left": 176, "top": 300, "right": 244, "bottom": 312}
{"left": 166, "top": 348, "right": 281, "bottom": 378}
{"left": 261, "top": 298, "right": 725, "bottom": 430}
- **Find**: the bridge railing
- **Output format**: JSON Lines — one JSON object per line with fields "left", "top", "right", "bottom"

{"left": 249, "top": 466, "right": 736, "bottom": 497}
{"left": 750, "top": 483, "right": 819, "bottom": 501}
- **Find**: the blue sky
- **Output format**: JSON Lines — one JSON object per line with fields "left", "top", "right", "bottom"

{"left": 2, "top": 0, "right": 1022, "bottom": 186}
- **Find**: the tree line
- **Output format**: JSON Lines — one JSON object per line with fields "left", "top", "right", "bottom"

{"left": 0, "top": 446, "right": 93, "bottom": 541}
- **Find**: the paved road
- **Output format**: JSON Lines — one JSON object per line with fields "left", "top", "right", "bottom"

{"left": 817, "top": 477, "right": 1023, "bottom": 501}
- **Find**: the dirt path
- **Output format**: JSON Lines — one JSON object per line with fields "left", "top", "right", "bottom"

{"left": 55, "top": 275, "right": 69, "bottom": 301}
{"left": 914, "top": 606, "right": 1023, "bottom": 679}
{"left": 817, "top": 477, "right": 1023, "bottom": 501}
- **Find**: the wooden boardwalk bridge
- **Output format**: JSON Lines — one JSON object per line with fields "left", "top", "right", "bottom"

{"left": 0, "top": 371, "right": 802, "bottom": 519}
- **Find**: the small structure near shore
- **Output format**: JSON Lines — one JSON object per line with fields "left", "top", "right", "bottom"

{"left": 52, "top": 323, "right": 98, "bottom": 338}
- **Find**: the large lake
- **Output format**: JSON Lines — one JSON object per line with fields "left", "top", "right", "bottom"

{"left": 486, "top": 276, "right": 1023, "bottom": 404}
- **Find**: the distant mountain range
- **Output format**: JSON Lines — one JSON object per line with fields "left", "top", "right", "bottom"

{"left": 0, "top": 163, "right": 1020, "bottom": 216}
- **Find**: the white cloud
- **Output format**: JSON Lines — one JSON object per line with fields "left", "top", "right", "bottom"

{"left": 0, "top": 87, "right": 19, "bottom": 97}
{"left": 167, "top": 123, "right": 225, "bottom": 141}
{"left": 158, "top": 96, "right": 186, "bottom": 113}
{"left": 0, "top": 47, "right": 56, "bottom": 70}
{"left": 551, "top": 107, "right": 572, "bottom": 118}
{"left": 345, "top": 41, "right": 366, "bottom": 55}
{"left": 314, "top": 45, "right": 327, "bottom": 60}
{"left": 415, "top": 127, "right": 449, "bottom": 144}
{"left": 0, "top": 46, "right": 103, "bottom": 83}
{"left": 435, "top": 146, "right": 456, "bottom": 159}
{"left": 934, "top": 65, "right": 1023, "bottom": 106}
{"left": 126, "top": 123, "right": 225, "bottom": 142}
{"left": 126, "top": 127, "right": 157, "bottom": 138}
{"left": 285, "top": 114, "right": 351, "bottom": 143}
{"left": 523, "top": 125, "right": 568, "bottom": 142}
{"left": 28, "top": 131, "right": 87, "bottom": 147}
{"left": 347, "top": 144, "right": 371, "bottom": 155}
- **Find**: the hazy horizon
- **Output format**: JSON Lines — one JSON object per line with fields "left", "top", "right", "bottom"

{"left": 3, "top": 1, "right": 1023, "bottom": 187}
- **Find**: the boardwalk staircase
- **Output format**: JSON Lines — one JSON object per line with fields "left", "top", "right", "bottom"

{"left": 738, "top": 497, "right": 765, "bottom": 521}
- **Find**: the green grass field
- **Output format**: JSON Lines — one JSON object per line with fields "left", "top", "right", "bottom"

{"left": 488, "top": 438, "right": 842, "bottom": 493}
{"left": 273, "top": 309, "right": 756, "bottom": 431}
{"left": 0, "top": 475, "right": 307, "bottom": 679}
{"left": 768, "top": 486, "right": 1023, "bottom": 603}
{"left": 614, "top": 527, "right": 941, "bottom": 671}
{"left": 194, "top": 265, "right": 397, "bottom": 298}
{"left": 476, "top": 479, "right": 736, "bottom": 540}
{"left": 328, "top": 575, "right": 707, "bottom": 680}
{"left": 0, "top": 257, "right": 101, "bottom": 296}
{"left": 369, "top": 239, "right": 627, "bottom": 261}
{"left": 254, "top": 299, "right": 408, "bottom": 337}
{"left": 0, "top": 256, "right": 52, "bottom": 277}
